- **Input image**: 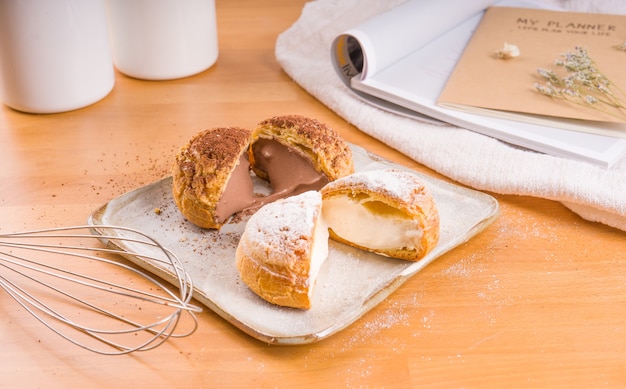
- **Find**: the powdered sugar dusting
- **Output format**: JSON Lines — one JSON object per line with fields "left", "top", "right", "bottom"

{"left": 244, "top": 191, "right": 321, "bottom": 260}
{"left": 338, "top": 299, "right": 412, "bottom": 352}
{"left": 326, "top": 168, "right": 428, "bottom": 201}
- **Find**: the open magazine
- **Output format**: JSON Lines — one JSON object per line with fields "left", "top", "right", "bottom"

{"left": 438, "top": 6, "right": 626, "bottom": 133}
{"left": 330, "top": 0, "right": 626, "bottom": 168}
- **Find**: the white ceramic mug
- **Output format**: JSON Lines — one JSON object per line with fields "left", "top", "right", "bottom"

{"left": 0, "top": 0, "right": 115, "bottom": 114}
{"left": 106, "top": 0, "right": 219, "bottom": 80}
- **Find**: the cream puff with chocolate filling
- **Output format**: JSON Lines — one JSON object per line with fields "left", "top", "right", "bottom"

{"left": 248, "top": 115, "right": 354, "bottom": 198}
{"left": 172, "top": 127, "right": 257, "bottom": 229}
{"left": 172, "top": 115, "right": 354, "bottom": 230}
{"left": 321, "top": 169, "right": 440, "bottom": 261}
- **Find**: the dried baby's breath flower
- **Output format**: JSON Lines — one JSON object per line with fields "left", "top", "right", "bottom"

{"left": 495, "top": 42, "right": 520, "bottom": 59}
{"left": 614, "top": 40, "right": 626, "bottom": 52}
{"left": 534, "top": 46, "right": 626, "bottom": 121}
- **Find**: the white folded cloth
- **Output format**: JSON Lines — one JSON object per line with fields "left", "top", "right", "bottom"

{"left": 275, "top": 0, "right": 626, "bottom": 232}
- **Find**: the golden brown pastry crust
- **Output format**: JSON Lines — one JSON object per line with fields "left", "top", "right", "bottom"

{"left": 248, "top": 115, "right": 354, "bottom": 181}
{"left": 321, "top": 169, "right": 440, "bottom": 261}
{"left": 171, "top": 127, "right": 251, "bottom": 230}
{"left": 235, "top": 191, "right": 325, "bottom": 310}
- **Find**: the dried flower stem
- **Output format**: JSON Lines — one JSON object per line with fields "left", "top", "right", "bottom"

{"left": 534, "top": 46, "right": 626, "bottom": 121}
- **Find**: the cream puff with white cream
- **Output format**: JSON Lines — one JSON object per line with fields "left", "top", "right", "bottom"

{"left": 321, "top": 169, "right": 439, "bottom": 261}
{"left": 235, "top": 191, "right": 328, "bottom": 310}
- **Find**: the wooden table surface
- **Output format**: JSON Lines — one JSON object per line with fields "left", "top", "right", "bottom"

{"left": 2, "top": 1, "right": 626, "bottom": 387}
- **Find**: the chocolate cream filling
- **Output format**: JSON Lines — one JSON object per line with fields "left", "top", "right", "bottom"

{"left": 214, "top": 154, "right": 255, "bottom": 223}
{"left": 214, "top": 138, "right": 329, "bottom": 222}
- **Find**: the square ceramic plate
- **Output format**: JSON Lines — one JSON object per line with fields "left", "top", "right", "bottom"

{"left": 88, "top": 144, "right": 499, "bottom": 345}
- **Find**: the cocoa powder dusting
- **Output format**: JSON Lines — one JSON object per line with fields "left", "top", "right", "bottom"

{"left": 260, "top": 115, "right": 334, "bottom": 151}
{"left": 258, "top": 115, "right": 353, "bottom": 178}
{"left": 187, "top": 127, "right": 251, "bottom": 171}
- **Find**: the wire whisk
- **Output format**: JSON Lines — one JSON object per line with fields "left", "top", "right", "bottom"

{"left": 0, "top": 225, "right": 201, "bottom": 355}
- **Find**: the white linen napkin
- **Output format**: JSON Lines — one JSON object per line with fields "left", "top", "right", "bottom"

{"left": 275, "top": 0, "right": 626, "bottom": 232}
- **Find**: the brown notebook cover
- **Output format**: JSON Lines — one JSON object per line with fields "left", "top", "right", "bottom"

{"left": 438, "top": 6, "right": 626, "bottom": 124}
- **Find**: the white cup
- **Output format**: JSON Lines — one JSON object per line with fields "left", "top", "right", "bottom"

{"left": 106, "top": 0, "right": 219, "bottom": 80}
{"left": 0, "top": 0, "right": 115, "bottom": 114}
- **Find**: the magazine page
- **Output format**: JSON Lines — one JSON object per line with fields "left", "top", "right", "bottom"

{"left": 331, "top": 0, "right": 494, "bottom": 86}
{"left": 356, "top": 75, "right": 626, "bottom": 166}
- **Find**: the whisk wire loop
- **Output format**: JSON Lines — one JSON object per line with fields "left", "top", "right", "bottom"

{"left": 0, "top": 225, "right": 201, "bottom": 355}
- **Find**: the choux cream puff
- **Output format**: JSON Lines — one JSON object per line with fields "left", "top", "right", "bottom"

{"left": 235, "top": 191, "right": 328, "bottom": 310}
{"left": 321, "top": 169, "right": 440, "bottom": 261}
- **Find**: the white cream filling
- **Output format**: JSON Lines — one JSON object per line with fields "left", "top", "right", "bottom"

{"left": 307, "top": 213, "right": 329, "bottom": 297}
{"left": 322, "top": 196, "right": 423, "bottom": 251}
